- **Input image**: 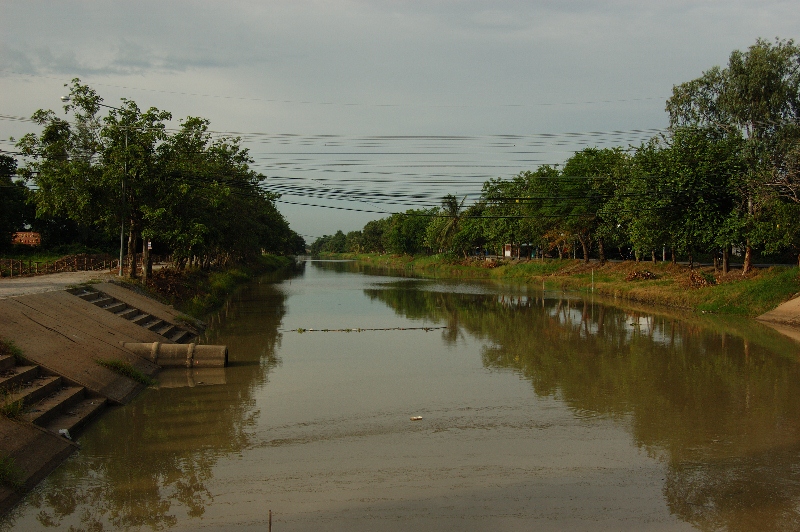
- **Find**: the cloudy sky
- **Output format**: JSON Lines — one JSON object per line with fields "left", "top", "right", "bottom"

{"left": 1, "top": 1, "right": 798, "bottom": 240}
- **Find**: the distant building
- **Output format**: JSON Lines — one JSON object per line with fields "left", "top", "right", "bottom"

{"left": 12, "top": 232, "right": 41, "bottom": 246}
{"left": 503, "top": 243, "right": 533, "bottom": 259}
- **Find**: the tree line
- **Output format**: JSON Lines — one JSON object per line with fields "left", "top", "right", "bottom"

{"left": 2, "top": 79, "right": 305, "bottom": 278}
{"left": 313, "top": 38, "right": 800, "bottom": 271}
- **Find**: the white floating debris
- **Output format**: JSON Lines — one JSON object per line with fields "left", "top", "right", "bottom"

{"left": 410, "top": 416, "right": 423, "bottom": 421}
{"left": 58, "top": 428, "right": 72, "bottom": 440}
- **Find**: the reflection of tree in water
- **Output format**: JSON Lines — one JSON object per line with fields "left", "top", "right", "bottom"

{"left": 22, "top": 269, "right": 298, "bottom": 531}
{"left": 366, "top": 283, "right": 800, "bottom": 531}
{"left": 312, "top": 259, "right": 420, "bottom": 279}
{"left": 665, "top": 445, "right": 800, "bottom": 532}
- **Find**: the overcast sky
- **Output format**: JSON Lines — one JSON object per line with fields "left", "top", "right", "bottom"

{"left": 2, "top": 1, "right": 798, "bottom": 240}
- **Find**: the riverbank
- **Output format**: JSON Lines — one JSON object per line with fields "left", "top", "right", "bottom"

{"left": 330, "top": 253, "right": 800, "bottom": 318}
{"left": 123, "top": 254, "right": 296, "bottom": 319}
{"left": 0, "top": 256, "right": 293, "bottom": 515}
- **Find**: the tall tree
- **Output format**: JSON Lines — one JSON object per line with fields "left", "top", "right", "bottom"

{"left": 0, "top": 155, "right": 32, "bottom": 249}
{"left": 558, "top": 148, "right": 629, "bottom": 263}
{"left": 666, "top": 38, "right": 800, "bottom": 272}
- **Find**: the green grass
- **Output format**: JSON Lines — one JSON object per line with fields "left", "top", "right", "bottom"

{"left": 0, "top": 339, "right": 25, "bottom": 364}
{"left": 0, "top": 339, "right": 26, "bottom": 418}
{"left": 96, "top": 360, "right": 156, "bottom": 386}
{"left": 696, "top": 267, "right": 800, "bottom": 315}
{"left": 0, "top": 454, "right": 22, "bottom": 489}
{"left": 0, "top": 391, "right": 24, "bottom": 419}
{"left": 339, "top": 253, "right": 800, "bottom": 317}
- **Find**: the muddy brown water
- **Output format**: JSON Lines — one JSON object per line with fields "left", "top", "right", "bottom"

{"left": 3, "top": 260, "right": 800, "bottom": 531}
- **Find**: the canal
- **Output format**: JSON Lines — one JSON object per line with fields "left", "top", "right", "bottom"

{"left": 3, "top": 260, "right": 800, "bottom": 531}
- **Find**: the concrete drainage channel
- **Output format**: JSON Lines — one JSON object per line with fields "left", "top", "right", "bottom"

{"left": 68, "top": 287, "right": 197, "bottom": 344}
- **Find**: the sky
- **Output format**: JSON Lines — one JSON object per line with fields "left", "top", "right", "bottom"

{"left": 1, "top": 1, "right": 798, "bottom": 242}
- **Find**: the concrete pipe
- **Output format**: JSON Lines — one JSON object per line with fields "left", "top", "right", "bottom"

{"left": 122, "top": 342, "right": 228, "bottom": 368}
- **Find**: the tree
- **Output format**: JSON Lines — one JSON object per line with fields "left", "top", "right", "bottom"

{"left": 627, "top": 129, "right": 744, "bottom": 268}
{"left": 17, "top": 79, "right": 172, "bottom": 277}
{"left": 17, "top": 80, "right": 300, "bottom": 273}
{"left": 383, "top": 209, "right": 435, "bottom": 255}
{"left": 666, "top": 37, "right": 800, "bottom": 271}
{"left": 558, "top": 148, "right": 630, "bottom": 262}
{"left": 425, "top": 194, "right": 466, "bottom": 254}
{"left": 345, "top": 231, "right": 363, "bottom": 253}
{"left": 0, "top": 155, "right": 33, "bottom": 249}
{"left": 362, "top": 219, "right": 387, "bottom": 253}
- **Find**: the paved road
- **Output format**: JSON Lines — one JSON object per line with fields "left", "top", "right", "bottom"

{"left": 0, "top": 271, "right": 113, "bottom": 299}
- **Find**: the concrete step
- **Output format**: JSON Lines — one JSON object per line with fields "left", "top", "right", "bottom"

{"left": 77, "top": 291, "right": 101, "bottom": 302}
{"left": 22, "top": 386, "right": 86, "bottom": 427}
{"left": 1, "top": 375, "right": 61, "bottom": 410}
{"left": 0, "top": 355, "right": 15, "bottom": 372}
{"left": 157, "top": 324, "right": 178, "bottom": 337}
{"left": 117, "top": 307, "right": 140, "bottom": 320}
{"left": 170, "top": 330, "right": 194, "bottom": 344}
{"left": 104, "top": 302, "right": 127, "bottom": 313}
{"left": 43, "top": 396, "right": 107, "bottom": 436}
{"left": 131, "top": 313, "right": 153, "bottom": 325}
{"left": 92, "top": 296, "right": 115, "bottom": 307}
{"left": 0, "top": 365, "right": 39, "bottom": 393}
{"left": 145, "top": 319, "right": 165, "bottom": 331}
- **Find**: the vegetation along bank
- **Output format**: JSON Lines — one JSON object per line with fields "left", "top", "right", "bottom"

{"left": 330, "top": 253, "right": 800, "bottom": 318}
{"left": 313, "top": 39, "right": 800, "bottom": 277}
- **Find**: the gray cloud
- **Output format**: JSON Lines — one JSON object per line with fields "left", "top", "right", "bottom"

{"left": 1, "top": 0, "right": 798, "bottom": 237}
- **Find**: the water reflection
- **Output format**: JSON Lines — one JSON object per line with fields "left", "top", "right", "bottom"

{"left": 360, "top": 276, "right": 800, "bottom": 531}
{"left": 4, "top": 261, "right": 800, "bottom": 530}
{"left": 7, "top": 269, "right": 298, "bottom": 531}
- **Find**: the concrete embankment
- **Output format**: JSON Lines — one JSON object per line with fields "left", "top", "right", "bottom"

{"left": 757, "top": 295, "right": 800, "bottom": 343}
{"left": 0, "top": 280, "right": 208, "bottom": 515}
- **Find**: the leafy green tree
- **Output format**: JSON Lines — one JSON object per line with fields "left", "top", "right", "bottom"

{"left": 482, "top": 177, "right": 523, "bottom": 256}
{"left": 666, "top": 37, "right": 800, "bottom": 271}
{"left": 309, "top": 231, "right": 347, "bottom": 254}
{"left": 450, "top": 203, "right": 488, "bottom": 257}
{"left": 558, "top": 148, "right": 630, "bottom": 262}
{"left": 383, "top": 209, "right": 434, "bottom": 255}
{"left": 0, "top": 155, "right": 33, "bottom": 249}
{"left": 627, "top": 129, "right": 744, "bottom": 267}
{"left": 17, "top": 80, "right": 299, "bottom": 273}
{"left": 345, "top": 231, "right": 363, "bottom": 253}
{"left": 17, "top": 79, "right": 172, "bottom": 276}
{"left": 326, "top": 230, "right": 347, "bottom": 253}
{"left": 425, "top": 194, "right": 466, "bottom": 254}
{"left": 362, "top": 219, "right": 387, "bottom": 253}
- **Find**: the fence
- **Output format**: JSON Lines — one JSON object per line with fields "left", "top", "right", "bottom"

{"left": 0, "top": 255, "right": 171, "bottom": 278}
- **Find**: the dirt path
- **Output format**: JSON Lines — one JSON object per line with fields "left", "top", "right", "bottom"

{"left": 0, "top": 271, "right": 114, "bottom": 299}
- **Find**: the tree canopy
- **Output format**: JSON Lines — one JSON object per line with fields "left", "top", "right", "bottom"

{"left": 320, "top": 38, "right": 800, "bottom": 268}
{"left": 13, "top": 79, "right": 304, "bottom": 273}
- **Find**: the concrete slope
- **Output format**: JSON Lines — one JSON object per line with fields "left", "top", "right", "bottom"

{"left": 0, "top": 284, "right": 187, "bottom": 516}
{"left": 95, "top": 282, "right": 201, "bottom": 335}
{"left": 0, "top": 290, "right": 161, "bottom": 404}
{"left": 0, "top": 417, "right": 76, "bottom": 515}
{"left": 757, "top": 294, "right": 800, "bottom": 343}
{"left": 758, "top": 294, "right": 800, "bottom": 326}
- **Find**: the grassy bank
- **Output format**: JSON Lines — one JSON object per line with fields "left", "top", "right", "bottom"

{"left": 122, "top": 254, "right": 295, "bottom": 319}
{"left": 330, "top": 253, "right": 800, "bottom": 317}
